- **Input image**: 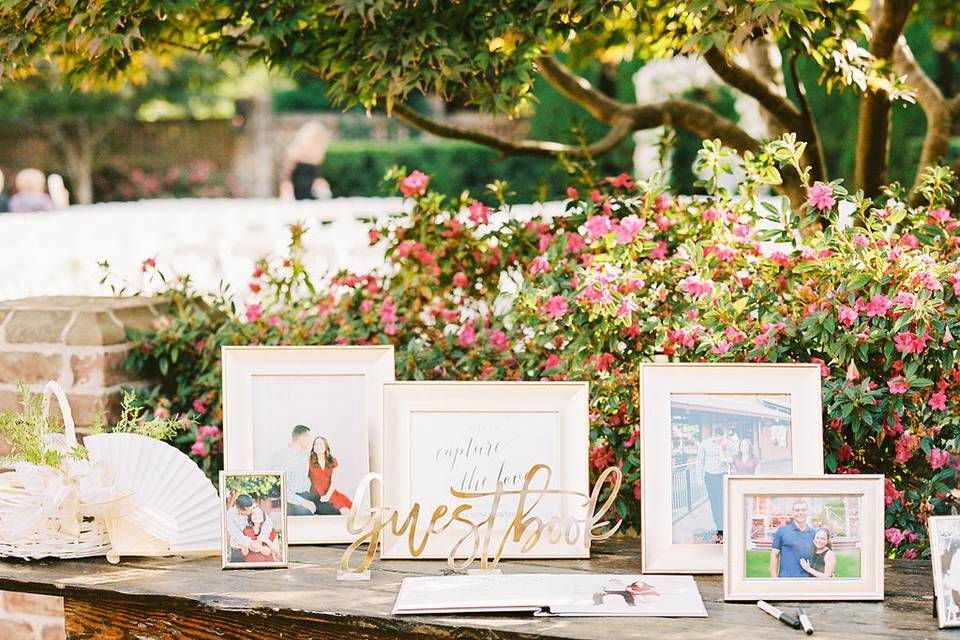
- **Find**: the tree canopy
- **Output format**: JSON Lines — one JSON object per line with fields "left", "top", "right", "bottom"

{"left": 2, "top": 1, "right": 959, "bottom": 206}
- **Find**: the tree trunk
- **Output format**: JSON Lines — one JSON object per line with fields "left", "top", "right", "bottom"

{"left": 55, "top": 122, "right": 98, "bottom": 205}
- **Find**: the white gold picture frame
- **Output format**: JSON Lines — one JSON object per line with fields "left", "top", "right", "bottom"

{"left": 222, "top": 345, "right": 395, "bottom": 544}
{"left": 380, "top": 381, "right": 590, "bottom": 560}
{"left": 639, "top": 362, "right": 824, "bottom": 573}
{"left": 930, "top": 515, "right": 960, "bottom": 627}
{"left": 723, "top": 474, "right": 884, "bottom": 601}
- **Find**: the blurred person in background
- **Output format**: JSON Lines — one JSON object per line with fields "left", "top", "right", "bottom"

{"left": 47, "top": 173, "right": 70, "bottom": 209}
{"left": 9, "top": 168, "right": 54, "bottom": 213}
{"left": 279, "top": 121, "right": 332, "bottom": 201}
{"left": 0, "top": 169, "right": 8, "bottom": 213}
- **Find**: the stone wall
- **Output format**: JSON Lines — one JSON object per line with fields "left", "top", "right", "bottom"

{"left": 0, "top": 295, "right": 166, "bottom": 640}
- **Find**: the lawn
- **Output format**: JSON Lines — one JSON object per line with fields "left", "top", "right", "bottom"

{"left": 746, "top": 549, "right": 862, "bottom": 578}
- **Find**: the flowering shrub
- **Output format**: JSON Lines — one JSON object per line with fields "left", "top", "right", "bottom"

{"left": 126, "top": 138, "right": 959, "bottom": 557}
{"left": 93, "top": 159, "right": 238, "bottom": 202}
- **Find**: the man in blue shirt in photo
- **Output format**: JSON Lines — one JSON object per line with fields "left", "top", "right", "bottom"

{"left": 770, "top": 500, "right": 816, "bottom": 578}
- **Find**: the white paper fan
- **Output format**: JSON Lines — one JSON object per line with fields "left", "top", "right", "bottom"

{"left": 84, "top": 432, "right": 221, "bottom": 562}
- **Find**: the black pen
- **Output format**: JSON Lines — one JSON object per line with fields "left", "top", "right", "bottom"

{"left": 757, "top": 600, "right": 801, "bottom": 630}
{"left": 797, "top": 607, "right": 814, "bottom": 635}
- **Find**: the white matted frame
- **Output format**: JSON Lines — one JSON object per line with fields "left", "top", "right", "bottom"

{"left": 639, "top": 362, "right": 824, "bottom": 573}
{"left": 222, "top": 345, "right": 395, "bottom": 544}
{"left": 723, "top": 474, "right": 884, "bottom": 601}
{"left": 381, "top": 381, "right": 590, "bottom": 560}
{"left": 929, "top": 515, "right": 960, "bottom": 628}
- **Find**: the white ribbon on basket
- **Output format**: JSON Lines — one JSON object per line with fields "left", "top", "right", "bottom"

{"left": 0, "top": 382, "right": 136, "bottom": 542}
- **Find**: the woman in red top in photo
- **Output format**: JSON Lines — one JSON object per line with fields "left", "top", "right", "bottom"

{"left": 731, "top": 439, "right": 759, "bottom": 474}
{"left": 243, "top": 506, "right": 280, "bottom": 563}
{"left": 308, "top": 436, "right": 353, "bottom": 514}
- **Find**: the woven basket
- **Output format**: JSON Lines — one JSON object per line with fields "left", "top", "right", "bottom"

{"left": 0, "top": 381, "right": 112, "bottom": 560}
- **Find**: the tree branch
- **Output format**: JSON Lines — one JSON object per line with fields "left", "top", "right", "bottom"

{"left": 392, "top": 104, "right": 634, "bottom": 158}
{"left": 855, "top": 0, "right": 916, "bottom": 196}
{"left": 535, "top": 55, "right": 630, "bottom": 124}
{"left": 893, "top": 38, "right": 952, "bottom": 200}
{"left": 702, "top": 48, "right": 802, "bottom": 132}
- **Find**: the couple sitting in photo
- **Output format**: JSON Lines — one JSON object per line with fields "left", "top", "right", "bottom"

{"left": 770, "top": 500, "right": 837, "bottom": 578}
{"left": 273, "top": 424, "right": 353, "bottom": 517}
{"left": 226, "top": 494, "right": 280, "bottom": 563}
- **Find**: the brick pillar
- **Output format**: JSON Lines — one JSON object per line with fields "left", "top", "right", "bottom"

{"left": 0, "top": 296, "right": 166, "bottom": 437}
{"left": 0, "top": 296, "right": 167, "bottom": 639}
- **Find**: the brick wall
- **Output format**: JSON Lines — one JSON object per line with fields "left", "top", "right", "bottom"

{"left": 0, "top": 295, "right": 167, "bottom": 639}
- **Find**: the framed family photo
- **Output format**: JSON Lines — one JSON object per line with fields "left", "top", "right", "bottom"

{"left": 222, "top": 345, "right": 395, "bottom": 543}
{"left": 639, "top": 363, "right": 824, "bottom": 573}
{"left": 380, "top": 381, "right": 590, "bottom": 560}
{"left": 929, "top": 515, "right": 960, "bottom": 628}
{"left": 723, "top": 475, "right": 884, "bottom": 601}
{"left": 220, "top": 471, "right": 288, "bottom": 569}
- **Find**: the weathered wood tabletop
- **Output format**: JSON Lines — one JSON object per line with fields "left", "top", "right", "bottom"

{"left": 0, "top": 538, "right": 949, "bottom": 639}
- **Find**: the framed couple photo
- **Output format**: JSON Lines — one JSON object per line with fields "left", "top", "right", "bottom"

{"left": 220, "top": 471, "right": 288, "bottom": 569}
{"left": 222, "top": 345, "right": 395, "bottom": 543}
{"left": 723, "top": 475, "right": 884, "bottom": 601}
{"left": 639, "top": 363, "right": 824, "bottom": 573}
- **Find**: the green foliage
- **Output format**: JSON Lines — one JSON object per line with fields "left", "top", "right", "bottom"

{"left": 124, "top": 135, "right": 959, "bottom": 557}
{"left": 109, "top": 390, "right": 181, "bottom": 440}
{"left": 0, "top": 383, "right": 70, "bottom": 468}
{"left": 224, "top": 474, "right": 282, "bottom": 501}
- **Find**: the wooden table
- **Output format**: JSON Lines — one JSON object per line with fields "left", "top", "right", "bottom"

{"left": 0, "top": 538, "right": 949, "bottom": 639}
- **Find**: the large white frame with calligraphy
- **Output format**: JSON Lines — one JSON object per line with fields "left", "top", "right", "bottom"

{"left": 222, "top": 345, "right": 395, "bottom": 544}
{"left": 723, "top": 475, "right": 884, "bottom": 601}
{"left": 640, "top": 362, "right": 824, "bottom": 573}
{"left": 380, "top": 381, "right": 590, "bottom": 560}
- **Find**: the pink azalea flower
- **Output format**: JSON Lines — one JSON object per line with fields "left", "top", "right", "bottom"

{"left": 733, "top": 223, "right": 752, "bottom": 238}
{"left": 192, "top": 397, "right": 208, "bottom": 414}
{"left": 190, "top": 438, "right": 208, "bottom": 458}
{"left": 885, "top": 528, "right": 906, "bottom": 546}
{"left": 852, "top": 234, "right": 870, "bottom": 248}
{"left": 379, "top": 298, "right": 398, "bottom": 325}
{"left": 544, "top": 354, "right": 562, "bottom": 369}
{"left": 649, "top": 240, "right": 668, "bottom": 260}
{"left": 538, "top": 233, "right": 554, "bottom": 253}
{"left": 616, "top": 295, "right": 640, "bottom": 319}
{"left": 488, "top": 329, "right": 509, "bottom": 352}
{"left": 892, "top": 291, "right": 915, "bottom": 308}
{"left": 198, "top": 425, "right": 221, "bottom": 438}
{"left": 528, "top": 255, "right": 551, "bottom": 274}
{"left": 810, "top": 357, "right": 830, "bottom": 378}
{"left": 806, "top": 183, "right": 836, "bottom": 211}
{"left": 929, "top": 447, "right": 952, "bottom": 469}
{"left": 566, "top": 187, "right": 578, "bottom": 199}
{"left": 467, "top": 200, "right": 491, "bottom": 225}
{"left": 711, "top": 340, "right": 731, "bottom": 355}
{"left": 655, "top": 215, "right": 672, "bottom": 231}
{"left": 899, "top": 234, "right": 919, "bottom": 250}
{"left": 452, "top": 272, "right": 469, "bottom": 288}
{"left": 566, "top": 233, "right": 587, "bottom": 254}
{"left": 359, "top": 299, "right": 374, "bottom": 313}
{"left": 702, "top": 208, "right": 719, "bottom": 223}
{"left": 607, "top": 173, "right": 635, "bottom": 189}
{"left": 141, "top": 257, "right": 157, "bottom": 272}
{"left": 929, "top": 390, "right": 947, "bottom": 411}
{"left": 654, "top": 194, "right": 672, "bottom": 212}
{"left": 585, "top": 215, "right": 614, "bottom": 240}
{"left": 884, "top": 478, "right": 902, "bottom": 506}
{"left": 245, "top": 303, "right": 263, "bottom": 323}
{"left": 399, "top": 170, "right": 429, "bottom": 197}
{"left": 543, "top": 295, "right": 569, "bottom": 319}
{"left": 837, "top": 305, "right": 858, "bottom": 327}
{"left": 915, "top": 271, "right": 943, "bottom": 291}
{"left": 679, "top": 276, "right": 715, "bottom": 299}
{"left": 929, "top": 207, "right": 951, "bottom": 223}
{"left": 458, "top": 322, "right": 476, "bottom": 349}
{"left": 615, "top": 214, "right": 644, "bottom": 244}
{"left": 865, "top": 294, "right": 892, "bottom": 318}
{"left": 887, "top": 376, "right": 910, "bottom": 394}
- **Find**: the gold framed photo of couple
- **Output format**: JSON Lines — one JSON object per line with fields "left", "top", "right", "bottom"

{"left": 638, "top": 363, "right": 824, "bottom": 573}
{"left": 380, "top": 381, "right": 591, "bottom": 560}
{"left": 723, "top": 475, "right": 884, "bottom": 601}
{"left": 220, "top": 471, "right": 288, "bottom": 569}
{"left": 929, "top": 515, "right": 960, "bottom": 628}
{"left": 222, "top": 345, "right": 395, "bottom": 544}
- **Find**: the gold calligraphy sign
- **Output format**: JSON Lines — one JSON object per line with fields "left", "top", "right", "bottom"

{"left": 339, "top": 463, "right": 623, "bottom": 573}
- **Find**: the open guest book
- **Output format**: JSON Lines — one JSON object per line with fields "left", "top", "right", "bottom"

{"left": 392, "top": 573, "right": 707, "bottom": 617}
